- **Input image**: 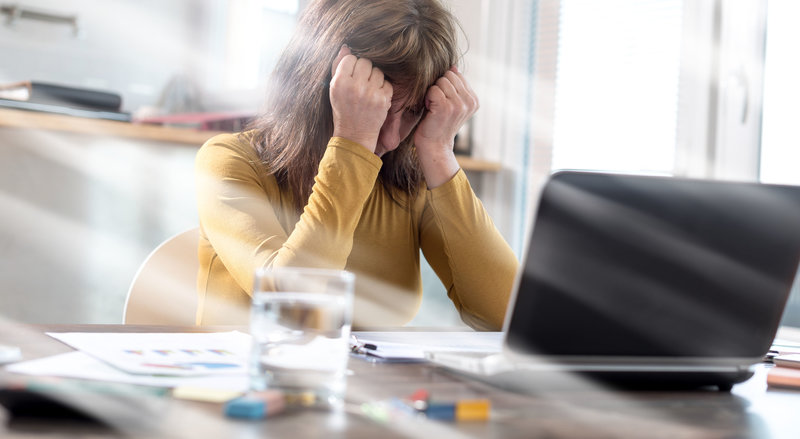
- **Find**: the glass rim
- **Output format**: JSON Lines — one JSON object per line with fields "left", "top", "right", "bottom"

{"left": 254, "top": 266, "right": 355, "bottom": 281}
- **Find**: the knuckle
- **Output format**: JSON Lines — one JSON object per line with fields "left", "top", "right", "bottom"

{"left": 339, "top": 55, "right": 356, "bottom": 69}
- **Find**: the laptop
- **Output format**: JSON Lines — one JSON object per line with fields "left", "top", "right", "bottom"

{"left": 428, "top": 171, "right": 800, "bottom": 391}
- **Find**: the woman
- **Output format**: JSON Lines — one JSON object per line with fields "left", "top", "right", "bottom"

{"left": 195, "top": 0, "right": 517, "bottom": 329}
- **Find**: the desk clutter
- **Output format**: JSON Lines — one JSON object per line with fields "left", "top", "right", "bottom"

{"left": 223, "top": 388, "right": 491, "bottom": 423}
{"left": 766, "top": 338, "right": 800, "bottom": 390}
{"left": 1, "top": 330, "right": 497, "bottom": 434}
{"left": 767, "top": 354, "right": 800, "bottom": 389}
{"left": 3, "top": 327, "right": 800, "bottom": 437}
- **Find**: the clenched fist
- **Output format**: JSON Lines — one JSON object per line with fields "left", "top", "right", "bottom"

{"left": 329, "top": 45, "right": 394, "bottom": 153}
{"left": 415, "top": 66, "right": 480, "bottom": 188}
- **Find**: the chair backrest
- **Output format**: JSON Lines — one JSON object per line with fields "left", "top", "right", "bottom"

{"left": 123, "top": 227, "right": 199, "bottom": 325}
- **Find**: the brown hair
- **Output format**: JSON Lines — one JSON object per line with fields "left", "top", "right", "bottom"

{"left": 249, "top": 0, "right": 461, "bottom": 212}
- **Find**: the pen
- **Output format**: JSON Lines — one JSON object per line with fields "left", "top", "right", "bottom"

{"left": 426, "top": 399, "right": 491, "bottom": 421}
{"left": 349, "top": 335, "right": 377, "bottom": 355}
{"left": 404, "top": 388, "right": 491, "bottom": 422}
{"left": 357, "top": 389, "right": 491, "bottom": 423}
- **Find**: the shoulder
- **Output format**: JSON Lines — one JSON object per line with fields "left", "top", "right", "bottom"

{"left": 196, "top": 131, "right": 262, "bottom": 174}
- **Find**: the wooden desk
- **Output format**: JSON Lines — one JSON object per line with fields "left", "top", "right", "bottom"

{"left": 2, "top": 323, "right": 799, "bottom": 438}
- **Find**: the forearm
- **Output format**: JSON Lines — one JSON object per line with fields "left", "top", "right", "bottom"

{"left": 197, "top": 135, "right": 381, "bottom": 294}
{"left": 417, "top": 145, "right": 460, "bottom": 189}
{"left": 271, "top": 137, "right": 382, "bottom": 269}
{"left": 421, "top": 171, "right": 518, "bottom": 329}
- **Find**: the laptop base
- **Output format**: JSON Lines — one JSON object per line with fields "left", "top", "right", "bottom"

{"left": 427, "top": 352, "right": 752, "bottom": 393}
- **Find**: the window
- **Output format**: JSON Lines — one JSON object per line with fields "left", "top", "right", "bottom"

{"left": 760, "top": 0, "right": 800, "bottom": 187}
{"left": 760, "top": 0, "right": 800, "bottom": 327}
{"left": 551, "top": 0, "right": 683, "bottom": 175}
{"left": 224, "top": 0, "right": 299, "bottom": 90}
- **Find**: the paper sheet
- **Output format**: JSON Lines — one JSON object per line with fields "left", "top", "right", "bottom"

{"left": 350, "top": 331, "right": 503, "bottom": 361}
{"left": 47, "top": 331, "right": 252, "bottom": 376}
{"left": 6, "top": 351, "right": 249, "bottom": 391}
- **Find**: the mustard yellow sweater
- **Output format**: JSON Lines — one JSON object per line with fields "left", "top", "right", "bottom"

{"left": 195, "top": 132, "right": 517, "bottom": 329}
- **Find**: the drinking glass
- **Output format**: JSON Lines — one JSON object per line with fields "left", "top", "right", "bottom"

{"left": 249, "top": 267, "right": 355, "bottom": 406}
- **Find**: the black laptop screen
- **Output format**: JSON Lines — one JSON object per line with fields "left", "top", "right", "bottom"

{"left": 506, "top": 172, "right": 800, "bottom": 358}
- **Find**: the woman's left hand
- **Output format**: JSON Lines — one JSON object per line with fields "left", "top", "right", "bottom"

{"left": 414, "top": 66, "right": 479, "bottom": 188}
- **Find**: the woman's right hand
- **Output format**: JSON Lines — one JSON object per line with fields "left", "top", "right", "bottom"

{"left": 330, "top": 45, "right": 393, "bottom": 153}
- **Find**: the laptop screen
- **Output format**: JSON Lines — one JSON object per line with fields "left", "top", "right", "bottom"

{"left": 506, "top": 172, "right": 800, "bottom": 358}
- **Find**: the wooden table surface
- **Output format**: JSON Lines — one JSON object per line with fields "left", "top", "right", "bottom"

{"left": 1, "top": 322, "right": 799, "bottom": 438}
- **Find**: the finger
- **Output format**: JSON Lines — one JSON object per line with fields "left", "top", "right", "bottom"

{"left": 425, "top": 85, "right": 447, "bottom": 111}
{"left": 435, "top": 76, "right": 458, "bottom": 99}
{"left": 448, "top": 67, "right": 479, "bottom": 110}
{"left": 381, "top": 79, "right": 393, "bottom": 96}
{"left": 443, "top": 70, "right": 465, "bottom": 94}
{"left": 331, "top": 45, "right": 352, "bottom": 78}
{"left": 353, "top": 57, "right": 373, "bottom": 80}
{"left": 450, "top": 66, "right": 477, "bottom": 97}
{"left": 369, "top": 66, "right": 384, "bottom": 85}
{"left": 381, "top": 80, "right": 394, "bottom": 105}
{"left": 333, "top": 54, "right": 357, "bottom": 81}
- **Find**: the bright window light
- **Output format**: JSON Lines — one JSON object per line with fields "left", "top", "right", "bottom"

{"left": 760, "top": 0, "right": 800, "bottom": 185}
{"left": 551, "top": 0, "right": 683, "bottom": 175}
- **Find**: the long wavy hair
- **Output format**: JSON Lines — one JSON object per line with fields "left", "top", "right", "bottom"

{"left": 249, "top": 0, "right": 460, "bottom": 213}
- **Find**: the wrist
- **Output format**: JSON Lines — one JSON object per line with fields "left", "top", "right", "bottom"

{"left": 418, "top": 147, "right": 459, "bottom": 189}
{"left": 332, "top": 128, "right": 377, "bottom": 153}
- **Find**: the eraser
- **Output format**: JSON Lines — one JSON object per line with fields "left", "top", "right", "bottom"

{"left": 225, "top": 396, "right": 266, "bottom": 419}
{"left": 455, "top": 399, "right": 490, "bottom": 421}
{"left": 225, "top": 392, "right": 287, "bottom": 419}
{"left": 425, "top": 402, "right": 455, "bottom": 421}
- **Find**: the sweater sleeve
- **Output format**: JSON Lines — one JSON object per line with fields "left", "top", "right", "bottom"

{"left": 419, "top": 169, "right": 518, "bottom": 330}
{"left": 196, "top": 135, "right": 381, "bottom": 295}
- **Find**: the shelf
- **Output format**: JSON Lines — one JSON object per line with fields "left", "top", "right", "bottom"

{"left": 455, "top": 154, "right": 503, "bottom": 172}
{"left": 0, "top": 108, "right": 501, "bottom": 172}
{"left": 0, "top": 107, "right": 223, "bottom": 145}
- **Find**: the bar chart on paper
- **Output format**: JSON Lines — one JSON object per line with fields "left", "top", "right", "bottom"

{"left": 46, "top": 332, "right": 252, "bottom": 376}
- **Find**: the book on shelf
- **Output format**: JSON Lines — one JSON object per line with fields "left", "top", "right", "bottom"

{"left": 0, "top": 80, "right": 130, "bottom": 122}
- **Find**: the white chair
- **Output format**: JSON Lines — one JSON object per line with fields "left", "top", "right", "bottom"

{"left": 123, "top": 227, "right": 199, "bottom": 325}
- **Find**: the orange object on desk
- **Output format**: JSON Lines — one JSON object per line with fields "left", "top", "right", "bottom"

{"left": 767, "top": 366, "right": 800, "bottom": 389}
